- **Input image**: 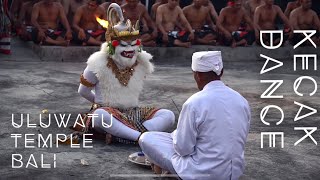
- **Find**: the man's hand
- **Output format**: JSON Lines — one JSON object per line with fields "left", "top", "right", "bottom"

{"left": 255, "top": 31, "right": 260, "bottom": 41}
{"left": 162, "top": 34, "right": 169, "bottom": 43}
{"left": 151, "top": 29, "right": 158, "bottom": 39}
{"left": 78, "top": 29, "right": 86, "bottom": 40}
{"left": 66, "top": 30, "right": 72, "bottom": 41}
{"left": 225, "top": 31, "right": 232, "bottom": 40}
{"left": 38, "top": 29, "right": 46, "bottom": 42}
{"left": 286, "top": 27, "right": 293, "bottom": 39}
{"left": 142, "top": 25, "right": 149, "bottom": 33}
{"left": 188, "top": 31, "right": 194, "bottom": 41}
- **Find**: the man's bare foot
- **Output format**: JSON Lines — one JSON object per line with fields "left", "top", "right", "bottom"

{"left": 142, "top": 41, "right": 157, "bottom": 47}
{"left": 236, "top": 39, "right": 248, "bottom": 47}
{"left": 58, "top": 40, "right": 69, "bottom": 46}
{"left": 181, "top": 42, "right": 191, "bottom": 48}
{"left": 209, "top": 40, "right": 216, "bottom": 46}
{"left": 105, "top": 133, "right": 112, "bottom": 144}
{"left": 231, "top": 41, "right": 237, "bottom": 48}
{"left": 152, "top": 164, "right": 162, "bottom": 174}
{"left": 316, "top": 39, "right": 320, "bottom": 46}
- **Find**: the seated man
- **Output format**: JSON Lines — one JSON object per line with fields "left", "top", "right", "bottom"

{"left": 156, "top": 0, "right": 194, "bottom": 47}
{"left": 77, "top": 3, "right": 175, "bottom": 144}
{"left": 1, "top": 0, "right": 11, "bottom": 54}
{"left": 289, "top": 0, "right": 320, "bottom": 46}
{"left": 217, "top": 0, "right": 255, "bottom": 47}
{"left": 139, "top": 51, "right": 251, "bottom": 179}
{"left": 100, "top": 0, "right": 124, "bottom": 11}
{"left": 150, "top": 0, "right": 167, "bottom": 21}
{"left": 100, "top": 1, "right": 111, "bottom": 10}
{"left": 244, "top": 0, "right": 264, "bottom": 20}
{"left": 183, "top": 0, "right": 217, "bottom": 45}
{"left": 17, "top": 0, "right": 39, "bottom": 41}
{"left": 9, "top": 0, "right": 27, "bottom": 33}
{"left": 202, "top": 0, "right": 218, "bottom": 24}
{"left": 60, "top": 0, "right": 85, "bottom": 24}
{"left": 31, "top": 0, "right": 72, "bottom": 45}
{"left": 284, "top": 0, "right": 300, "bottom": 17}
{"left": 73, "top": 0, "right": 106, "bottom": 46}
{"left": 122, "top": 0, "right": 158, "bottom": 47}
{"left": 254, "top": 0, "right": 293, "bottom": 46}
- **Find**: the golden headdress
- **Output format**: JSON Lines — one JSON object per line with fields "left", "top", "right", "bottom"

{"left": 104, "top": 3, "right": 140, "bottom": 41}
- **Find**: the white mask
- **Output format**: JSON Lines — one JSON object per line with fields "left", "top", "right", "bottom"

{"left": 112, "top": 39, "right": 140, "bottom": 68}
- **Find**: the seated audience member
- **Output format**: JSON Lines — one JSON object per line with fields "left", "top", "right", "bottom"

{"left": 61, "top": 0, "right": 85, "bottom": 24}
{"left": 289, "top": 0, "right": 320, "bottom": 46}
{"left": 10, "top": 0, "right": 30, "bottom": 33}
{"left": 17, "top": 0, "right": 39, "bottom": 41}
{"left": 156, "top": 0, "right": 194, "bottom": 47}
{"left": 73, "top": 0, "right": 106, "bottom": 46}
{"left": 284, "top": 0, "right": 300, "bottom": 17}
{"left": 254, "top": 0, "right": 293, "bottom": 46}
{"left": 244, "top": 0, "right": 264, "bottom": 20}
{"left": 122, "top": 0, "right": 158, "bottom": 47}
{"left": 100, "top": 1, "right": 110, "bottom": 10}
{"left": 1, "top": 0, "right": 12, "bottom": 54}
{"left": 179, "top": 0, "right": 192, "bottom": 8}
{"left": 202, "top": 0, "right": 218, "bottom": 23}
{"left": 31, "top": 0, "right": 72, "bottom": 45}
{"left": 100, "top": 0, "right": 124, "bottom": 10}
{"left": 183, "top": 0, "right": 216, "bottom": 45}
{"left": 217, "top": 0, "right": 255, "bottom": 47}
{"left": 151, "top": 0, "right": 167, "bottom": 21}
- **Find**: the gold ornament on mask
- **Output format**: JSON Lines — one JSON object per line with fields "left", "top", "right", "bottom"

{"left": 96, "top": 3, "right": 140, "bottom": 42}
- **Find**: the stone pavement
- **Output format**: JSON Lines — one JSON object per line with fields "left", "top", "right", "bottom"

{"left": 0, "top": 39, "right": 319, "bottom": 179}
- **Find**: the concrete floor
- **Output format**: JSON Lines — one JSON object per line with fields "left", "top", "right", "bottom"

{"left": 0, "top": 39, "right": 319, "bottom": 179}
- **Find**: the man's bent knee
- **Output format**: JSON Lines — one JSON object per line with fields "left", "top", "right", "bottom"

{"left": 165, "top": 110, "right": 175, "bottom": 128}
{"left": 138, "top": 132, "right": 152, "bottom": 149}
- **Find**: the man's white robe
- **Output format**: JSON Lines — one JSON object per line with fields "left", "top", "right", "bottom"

{"left": 140, "top": 80, "right": 251, "bottom": 180}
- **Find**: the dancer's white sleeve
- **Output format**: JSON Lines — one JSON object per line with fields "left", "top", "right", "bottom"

{"left": 78, "top": 67, "right": 97, "bottom": 103}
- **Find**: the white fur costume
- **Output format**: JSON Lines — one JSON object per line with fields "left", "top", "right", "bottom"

{"left": 78, "top": 43, "right": 175, "bottom": 141}
{"left": 85, "top": 43, "right": 154, "bottom": 109}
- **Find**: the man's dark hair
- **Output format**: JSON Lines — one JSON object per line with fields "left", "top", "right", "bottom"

{"left": 95, "top": 0, "right": 102, "bottom": 5}
{"left": 199, "top": 70, "right": 223, "bottom": 80}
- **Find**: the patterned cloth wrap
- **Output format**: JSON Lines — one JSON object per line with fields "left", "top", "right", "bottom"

{"left": 77, "top": 105, "right": 159, "bottom": 144}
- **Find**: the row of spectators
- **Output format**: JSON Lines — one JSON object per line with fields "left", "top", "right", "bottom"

{"left": 1, "top": 0, "right": 320, "bottom": 53}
